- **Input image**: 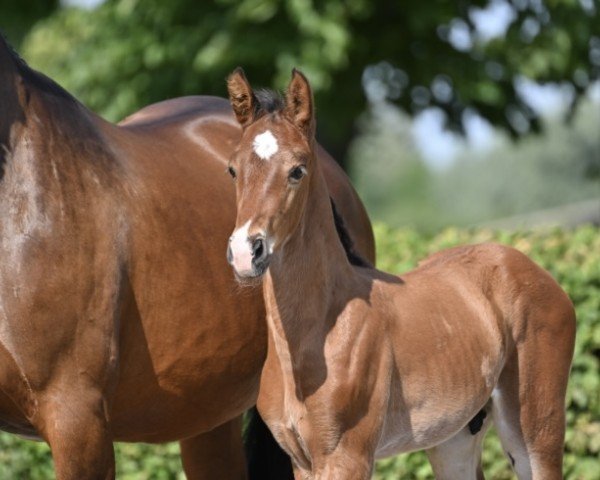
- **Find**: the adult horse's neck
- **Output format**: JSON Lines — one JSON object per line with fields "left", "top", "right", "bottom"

{"left": 263, "top": 155, "right": 357, "bottom": 397}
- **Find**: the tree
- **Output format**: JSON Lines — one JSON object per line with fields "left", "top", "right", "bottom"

{"left": 17, "top": 0, "right": 600, "bottom": 163}
{"left": 0, "top": 0, "right": 58, "bottom": 46}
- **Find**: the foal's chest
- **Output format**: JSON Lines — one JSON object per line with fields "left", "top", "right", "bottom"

{"left": 269, "top": 404, "right": 315, "bottom": 470}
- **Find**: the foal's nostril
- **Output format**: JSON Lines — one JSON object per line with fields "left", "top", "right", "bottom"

{"left": 252, "top": 237, "right": 266, "bottom": 261}
{"left": 250, "top": 236, "right": 270, "bottom": 274}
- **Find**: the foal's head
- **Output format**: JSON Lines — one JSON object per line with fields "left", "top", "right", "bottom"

{"left": 226, "top": 68, "right": 316, "bottom": 279}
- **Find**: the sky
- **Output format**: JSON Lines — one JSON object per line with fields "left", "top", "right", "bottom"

{"left": 62, "top": 0, "right": 103, "bottom": 7}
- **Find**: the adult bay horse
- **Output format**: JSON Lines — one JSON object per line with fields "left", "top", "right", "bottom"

{"left": 0, "top": 36, "right": 375, "bottom": 479}
{"left": 225, "top": 68, "right": 576, "bottom": 480}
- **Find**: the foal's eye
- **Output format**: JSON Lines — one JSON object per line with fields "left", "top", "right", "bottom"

{"left": 227, "top": 166, "right": 237, "bottom": 179}
{"left": 288, "top": 165, "right": 307, "bottom": 183}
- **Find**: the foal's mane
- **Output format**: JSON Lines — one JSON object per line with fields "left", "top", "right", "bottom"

{"left": 253, "top": 89, "right": 285, "bottom": 117}
{"left": 330, "top": 199, "right": 372, "bottom": 268}
{"left": 0, "top": 32, "right": 75, "bottom": 102}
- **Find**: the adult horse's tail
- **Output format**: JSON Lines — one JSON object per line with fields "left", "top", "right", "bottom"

{"left": 244, "top": 407, "right": 294, "bottom": 479}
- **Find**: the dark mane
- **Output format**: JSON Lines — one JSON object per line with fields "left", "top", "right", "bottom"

{"left": 254, "top": 89, "right": 284, "bottom": 116}
{"left": 0, "top": 32, "right": 75, "bottom": 102}
{"left": 330, "top": 198, "right": 372, "bottom": 268}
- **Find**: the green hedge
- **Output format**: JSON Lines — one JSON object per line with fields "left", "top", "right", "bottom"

{"left": 0, "top": 225, "right": 598, "bottom": 479}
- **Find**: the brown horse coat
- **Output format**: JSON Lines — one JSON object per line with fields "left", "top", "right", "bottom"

{"left": 0, "top": 37, "right": 374, "bottom": 479}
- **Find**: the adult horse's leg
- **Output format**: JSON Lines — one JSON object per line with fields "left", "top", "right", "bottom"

{"left": 36, "top": 387, "right": 115, "bottom": 479}
{"left": 426, "top": 408, "right": 492, "bottom": 480}
{"left": 492, "top": 297, "right": 575, "bottom": 480}
{"left": 15, "top": 245, "right": 124, "bottom": 479}
{"left": 180, "top": 416, "right": 246, "bottom": 480}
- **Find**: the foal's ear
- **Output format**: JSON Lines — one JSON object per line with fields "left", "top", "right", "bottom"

{"left": 227, "top": 67, "right": 257, "bottom": 128}
{"left": 284, "top": 69, "right": 315, "bottom": 138}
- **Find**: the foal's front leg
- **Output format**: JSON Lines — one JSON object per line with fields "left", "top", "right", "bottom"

{"left": 307, "top": 432, "right": 378, "bottom": 480}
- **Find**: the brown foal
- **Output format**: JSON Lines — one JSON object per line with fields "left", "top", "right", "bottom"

{"left": 225, "top": 68, "right": 576, "bottom": 480}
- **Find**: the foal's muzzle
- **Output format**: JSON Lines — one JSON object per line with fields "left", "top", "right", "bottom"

{"left": 227, "top": 231, "right": 271, "bottom": 279}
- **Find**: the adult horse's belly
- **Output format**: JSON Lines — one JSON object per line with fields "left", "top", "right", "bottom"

{"left": 108, "top": 98, "right": 374, "bottom": 442}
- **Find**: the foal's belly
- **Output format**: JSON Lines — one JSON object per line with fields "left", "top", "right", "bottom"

{"left": 375, "top": 397, "right": 487, "bottom": 458}
{"left": 375, "top": 355, "right": 501, "bottom": 457}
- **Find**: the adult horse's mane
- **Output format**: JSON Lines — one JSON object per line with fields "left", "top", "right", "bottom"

{"left": 0, "top": 32, "right": 74, "bottom": 102}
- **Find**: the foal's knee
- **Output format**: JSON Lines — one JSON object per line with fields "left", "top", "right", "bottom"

{"left": 314, "top": 454, "right": 373, "bottom": 480}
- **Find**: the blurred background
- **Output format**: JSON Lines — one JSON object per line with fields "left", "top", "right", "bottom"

{"left": 3, "top": 0, "right": 599, "bottom": 231}
{"left": 1, "top": 0, "right": 599, "bottom": 478}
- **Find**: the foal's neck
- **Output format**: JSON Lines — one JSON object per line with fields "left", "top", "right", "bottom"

{"left": 263, "top": 159, "right": 356, "bottom": 392}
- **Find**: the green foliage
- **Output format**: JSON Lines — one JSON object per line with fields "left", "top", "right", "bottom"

{"left": 114, "top": 443, "right": 184, "bottom": 480}
{"left": 0, "top": 432, "right": 54, "bottom": 479}
{"left": 14, "top": 0, "right": 599, "bottom": 156}
{"left": 0, "top": 225, "right": 597, "bottom": 479}
{"left": 0, "top": 438, "right": 185, "bottom": 479}
{"left": 0, "top": 0, "right": 58, "bottom": 46}
{"left": 21, "top": 0, "right": 369, "bottom": 131}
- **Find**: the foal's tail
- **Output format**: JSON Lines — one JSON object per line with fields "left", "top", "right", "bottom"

{"left": 244, "top": 407, "right": 294, "bottom": 480}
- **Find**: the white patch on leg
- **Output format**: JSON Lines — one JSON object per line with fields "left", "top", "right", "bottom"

{"left": 253, "top": 130, "right": 278, "bottom": 160}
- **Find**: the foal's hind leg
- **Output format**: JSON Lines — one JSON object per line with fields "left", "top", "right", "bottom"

{"left": 426, "top": 407, "right": 491, "bottom": 480}
{"left": 492, "top": 301, "right": 575, "bottom": 480}
{"left": 180, "top": 416, "right": 247, "bottom": 480}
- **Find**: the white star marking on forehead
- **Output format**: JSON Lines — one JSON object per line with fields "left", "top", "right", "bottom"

{"left": 253, "top": 130, "right": 279, "bottom": 160}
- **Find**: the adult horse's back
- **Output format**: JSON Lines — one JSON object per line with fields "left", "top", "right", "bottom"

{"left": 0, "top": 36, "right": 375, "bottom": 479}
